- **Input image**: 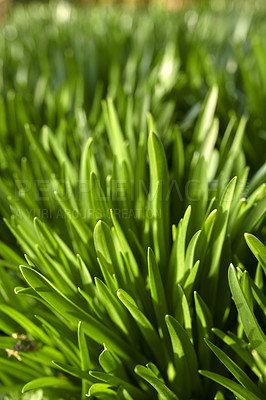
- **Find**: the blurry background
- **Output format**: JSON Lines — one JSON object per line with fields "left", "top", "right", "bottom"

{"left": 1, "top": 0, "right": 205, "bottom": 21}
{"left": 2, "top": 0, "right": 203, "bottom": 7}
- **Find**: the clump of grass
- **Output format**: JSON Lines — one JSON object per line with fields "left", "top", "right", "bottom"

{"left": 0, "top": 2, "right": 265, "bottom": 400}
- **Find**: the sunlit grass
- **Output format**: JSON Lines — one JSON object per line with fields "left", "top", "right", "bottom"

{"left": 0, "top": 2, "right": 265, "bottom": 399}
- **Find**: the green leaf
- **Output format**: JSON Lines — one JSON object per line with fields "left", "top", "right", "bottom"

{"left": 46, "top": 126, "right": 77, "bottom": 185}
{"left": 95, "top": 277, "right": 134, "bottom": 339}
{"left": 54, "top": 191, "right": 91, "bottom": 244}
{"left": 185, "top": 229, "right": 202, "bottom": 272}
{"left": 214, "top": 390, "right": 226, "bottom": 400}
{"left": 52, "top": 360, "right": 93, "bottom": 381}
{"left": 205, "top": 177, "right": 237, "bottom": 306}
{"left": 117, "top": 288, "right": 163, "bottom": 368}
{"left": 102, "top": 98, "right": 132, "bottom": 175}
{"left": 79, "top": 137, "right": 96, "bottom": 218}
{"left": 241, "top": 271, "right": 254, "bottom": 311}
{"left": 0, "top": 240, "right": 24, "bottom": 267}
{"left": 205, "top": 339, "right": 261, "bottom": 396}
{"left": 24, "top": 124, "right": 54, "bottom": 176}
{"left": 22, "top": 377, "right": 78, "bottom": 393}
{"left": 77, "top": 254, "right": 94, "bottom": 293}
{"left": 245, "top": 233, "right": 266, "bottom": 273}
{"left": 35, "top": 244, "right": 77, "bottom": 294}
{"left": 229, "top": 264, "right": 266, "bottom": 362}
{"left": 135, "top": 365, "right": 179, "bottom": 400}
{"left": 89, "top": 171, "right": 111, "bottom": 226}
{"left": 212, "top": 328, "right": 260, "bottom": 376}
{"left": 94, "top": 220, "right": 120, "bottom": 283}
{"left": 98, "top": 346, "right": 122, "bottom": 373}
{"left": 173, "top": 205, "right": 192, "bottom": 284}
{"left": 89, "top": 383, "right": 117, "bottom": 398}
{"left": 183, "top": 260, "right": 200, "bottom": 300}
{"left": 96, "top": 258, "right": 118, "bottom": 295}
{"left": 193, "top": 85, "right": 218, "bottom": 144}
{"left": 89, "top": 370, "right": 146, "bottom": 400}
{"left": 134, "top": 132, "right": 147, "bottom": 221}
{"left": 20, "top": 266, "right": 143, "bottom": 363}
{"left": 199, "top": 370, "right": 261, "bottom": 400}
{"left": 172, "top": 126, "right": 184, "bottom": 183}
{"left": 147, "top": 247, "right": 168, "bottom": 339}
{"left": 194, "top": 292, "right": 213, "bottom": 369}
{"left": 187, "top": 156, "right": 208, "bottom": 230}
{"left": 33, "top": 217, "right": 57, "bottom": 256}
{"left": 148, "top": 131, "right": 170, "bottom": 270}
{"left": 165, "top": 315, "right": 201, "bottom": 398}
{"left": 78, "top": 320, "right": 92, "bottom": 397}
{"left": 175, "top": 285, "right": 193, "bottom": 342}
{"left": 117, "top": 386, "right": 134, "bottom": 400}
{"left": 251, "top": 348, "right": 266, "bottom": 378}
{"left": 250, "top": 275, "right": 266, "bottom": 319}
{"left": 110, "top": 209, "right": 139, "bottom": 279}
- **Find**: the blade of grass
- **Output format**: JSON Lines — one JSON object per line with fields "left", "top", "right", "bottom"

{"left": 229, "top": 264, "right": 266, "bottom": 362}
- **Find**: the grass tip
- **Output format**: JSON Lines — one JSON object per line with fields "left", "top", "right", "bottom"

{"left": 134, "top": 365, "right": 139, "bottom": 373}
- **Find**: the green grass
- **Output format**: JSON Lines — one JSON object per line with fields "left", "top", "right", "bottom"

{"left": 0, "top": 1, "right": 265, "bottom": 399}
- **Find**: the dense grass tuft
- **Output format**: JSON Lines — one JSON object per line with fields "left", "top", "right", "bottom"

{"left": 0, "top": 2, "right": 265, "bottom": 399}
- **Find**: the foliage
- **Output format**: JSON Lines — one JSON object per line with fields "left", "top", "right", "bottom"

{"left": 0, "top": 1, "right": 265, "bottom": 399}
